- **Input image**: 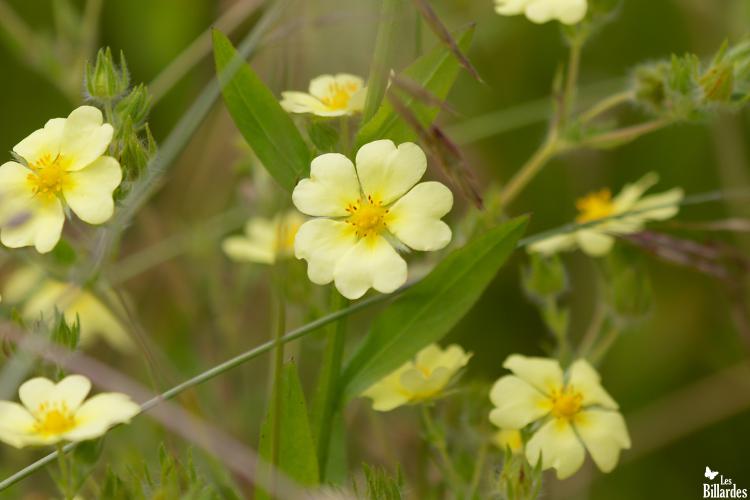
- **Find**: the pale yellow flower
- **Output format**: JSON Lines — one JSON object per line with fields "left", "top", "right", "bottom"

{"left": 493, "top": 429, "right": 524, "bottom": 454}
{"left": 489, "top": 355, "right": 630, "bottom": 479}
{"left": 3, "top": 267, "right": 132, "bottom": 351}
{"left": 222, "top": 211, "right": 304, "bottom": 265}
{"left": 361, "top": 344, "right": 471, "bottom": 411}
{"left": 281, "top": 74, "right": 366, "bottom": 117}
{"left": 0, "top": 375, "right": 139, "bottom": 448}
{"left": 292, "top": 140, "right": 453, "bottom": 299}
{"left": 0, "top": 106, "right": 122, "bottom": 253}
{"left": 529, "top": 173, "right": 683, "bottom": 257}
{"left": 495, "top": 0, "right": 588, "bottom": 25}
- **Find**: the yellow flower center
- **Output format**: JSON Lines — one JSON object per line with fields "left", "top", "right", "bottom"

{"left": 33, "top": 402, "right": 77, "bottom": 436}
{"left": 345, "top": 195, "right": 389, "bottom": 239}
{"left": 26, "top": 154, "right": 73, "bottom": 201}
{"left": 575, "top": 188, "right": 615, "bottom": 223}
{"left": 550, "top": 387, "right": 583, "bottom": 420}
{"left": 320, "top": 82, "right": 358, "bottom": 110}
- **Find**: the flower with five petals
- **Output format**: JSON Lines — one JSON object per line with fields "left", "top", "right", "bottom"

{"left": 361, "top": 343, "right": 471, "bottom": 411}
{"left": 281, "top": 74, "right": 366, "bottom": 117}
{"left": 489, "top": 355, "right": 630, "bottom": 479}
{"left": 292, "top": 140, "right": 453, "bottom": 299}
{"left": 528, "top": 173, "right": 683, "bottom": 257}
{"left": 0, "top": 375, "right": 139, "bottom": 448}
{"left": 494, "top": 0, "right": 588, "bottom": 25}
{"left": 0, "top": 106, "right": 122, "bottom": 253}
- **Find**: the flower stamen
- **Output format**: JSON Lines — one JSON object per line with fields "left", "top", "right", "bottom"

{"left": 345, "top": 196, "right": 389, "bottom": 239}
{"left": 26, "top": 154, "right": 72, "bottom": 201}
{"left": 550, "top": 387, "right": 583, "bottom": 420}
{"left": 575, "top": 188, "right": 614, "bottom": 223}
{"left": 33, "top": 402, "right": 76, "bottom": 436}
{"left": 320, "top": 82, "right": 358, "bottom": 110}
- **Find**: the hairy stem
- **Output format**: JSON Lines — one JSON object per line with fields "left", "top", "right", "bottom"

{"left": 579, "top": 90, "right": 635, "bottom": 124}
{"left": 420, "top": 405, "right": 462, "bottom": 493}
{"left": 314, "top": 291, "right": 348, "bottom": 481}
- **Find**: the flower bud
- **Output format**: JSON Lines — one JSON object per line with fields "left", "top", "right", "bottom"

{"left": 115, "top": 84, "right": 152, "bottom": 128}
{"left": 85, "top": 48, "right": 130, "bottom": 102}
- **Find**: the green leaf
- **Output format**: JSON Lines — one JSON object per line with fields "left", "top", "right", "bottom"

{"left": 256, "top": 362, "right": 319, "bottom": 499}
{"left": 340, "top": 217, "right": 527, "bottom": 401}
{"left": 212, "top": 30, "right": 311, "bottom": 192}
{"left": 355, "top": 26, "right": 474, "bottom": 148}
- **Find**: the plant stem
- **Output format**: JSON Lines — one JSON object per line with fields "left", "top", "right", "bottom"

{"left": 467, "top": 438, "right": 489, "bottom": 499}
{"left": 578, "top": 300, "right": 606, "bottom": 358}
{"left": 579, "top": 90, "right": 634, "bottom": 124}
{"left": 420, "top": 405, "right": 462, "bottom": 494}
{"left": 56, "top": 443, "right": 72, "bottom": 500}
{"left": 269, "top": 265, "right": 287, "bottom": 495}
{"left": 590, "top": 327, "right": 620, "bottom": 365}
{"left": 562, "top": 35, "right": 584, "bottom": 123}
{"left": 500, "top": 135, "right": 560, "bottom": 207}
{"left": 314, "top": 290, "right": 348, "bottom": 481}
{"left": 579, "top": 119, "right": 671, "bottom": 149}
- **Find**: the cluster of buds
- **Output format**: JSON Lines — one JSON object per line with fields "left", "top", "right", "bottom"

{"left": 85, "top": 48, "right": 155, "bottom": 194}
{"left": 633, "top": 38, "right": 750, "bottom": 120}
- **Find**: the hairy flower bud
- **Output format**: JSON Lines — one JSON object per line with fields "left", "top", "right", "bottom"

{"left": 85, "top": 48, "right": 131, "bottom": 103}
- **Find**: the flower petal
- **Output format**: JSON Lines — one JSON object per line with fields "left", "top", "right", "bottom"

{"left": 526, "top": 418, "right": 586, "bottom": 479}
{"left": 60, "top": 106, "right": 114, "bottom": 171}
{"left": 280, "top": 91, "right": 326, "bottom": 114}
{"left": 575, "top": 409, "right": 631, "bottom": 473}
{"left": 308, "top": 74, "right": 337, "bottom": 100}
{"left": 64, "top": 393, "right": 140, "bottom": 442}
{"left": 223, "top": 236, "right": 276, "bottom": 264}
{"left": 67, "top": 290, "right": 133, "bottom": 351}
{"left": 333, "top": 235, "right": 407, "bottom": 299}
{"left": 629, "top": 188, "right": 684, "bottom": 221}
{"left": 567, "top": 359, "right": 619, "bottom": 410}
{"left": 13, "top": 118, "right": 65, "bottom": 165}
{"left": 361, "top": 365, "right": 411, "bottom": 412}
{"left": 555, "top": 0, "right": 588, "bottom": 24}
{"left": 527, "top": 232, "right": 578, "bottom": 256}
{"left": 0, "top": 165, "right": 65, "bottom": 253}
{"left": 63, "top": 156, "right": 121, "bottom": 224}
{"left": 355, "top": 140, "right": 426, "bottom": 205}
{"left": 494, "top": 0, "right": 530, "bottom": 15}
{"left": 489, "top": 375, "right": 550, "bottom": 429}
{"left": 387, "top": 181, "right": 453, "bottom": 251}
{"left": 18, "top": 375, "right": 90, "bottom": 416}
{"left": 399, "top": 366, "right": 452, "bottom": 399}
{"left": 503, "top": 354, "right": 563, "bottom": 395}
{"left": 612, "top": 172, "right": 659, "bottom": 212}
{"left": 295, "top": 219, "right": 357, "bottom": 285}
{"left": 416, "top": 344, "right": 471, "bottom": 373}
{"left": 575, "top": 229, "right": 614, "bottom": 257}
{"left": 0, "top": 401, "right": 36, "bottom": 448}
{"left": 292, "top": 153, "right": 360, "bottom": 217}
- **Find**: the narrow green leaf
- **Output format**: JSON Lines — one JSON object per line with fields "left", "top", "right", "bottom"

{"left": 212, "top": 30, "right": 311, "bottom": 192}
{"left": 256, "top": 362, "right": 318, "bottom": 499}
{"left": 355, "top": 26, "right": 474, "bottom": 148}
{"left": 340, "top": 217, "right": 528, "bottom": 401}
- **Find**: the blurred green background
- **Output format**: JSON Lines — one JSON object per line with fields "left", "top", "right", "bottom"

{"left": 0, "top": 0, "right": 749, "bottom": 498}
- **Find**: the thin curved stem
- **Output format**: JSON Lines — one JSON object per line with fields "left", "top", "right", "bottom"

{"left": 500, "top": 135, "right": 560, "bottom": 207}
{"left": 579, "top": 90, "right": 634, "bottom": 124}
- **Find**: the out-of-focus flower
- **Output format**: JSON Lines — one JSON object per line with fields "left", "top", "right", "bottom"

{"left": 494, "top": 0, "right": 587, "bottom": 25}
{"left": 489, "top": 355, "right": 630, "bottom": 479}
{"left": 292, "top": 140, "right": 453, "bottom": 299}
{"left": 0, "top": 106, "right": 122, "bottom": 253}
{"left": 0, "top": 375, "right": 139, "bottom": 448}
{"left": 3, "top": 267, "right": 132, "bottom": 351}
{"left": 493, "top": 429, "right": 524, "bottom": 454}
{"left": 361, "top": 344, "right": 471, "bottom": 411}
{"left": 222, "top": 211, "right": 305, "bottom": 265}
{"left": 281, "top": 74, "right": 366, "bottom": 117}
{"left": 529, "top": 173, "right": 683, "bottom": 257}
